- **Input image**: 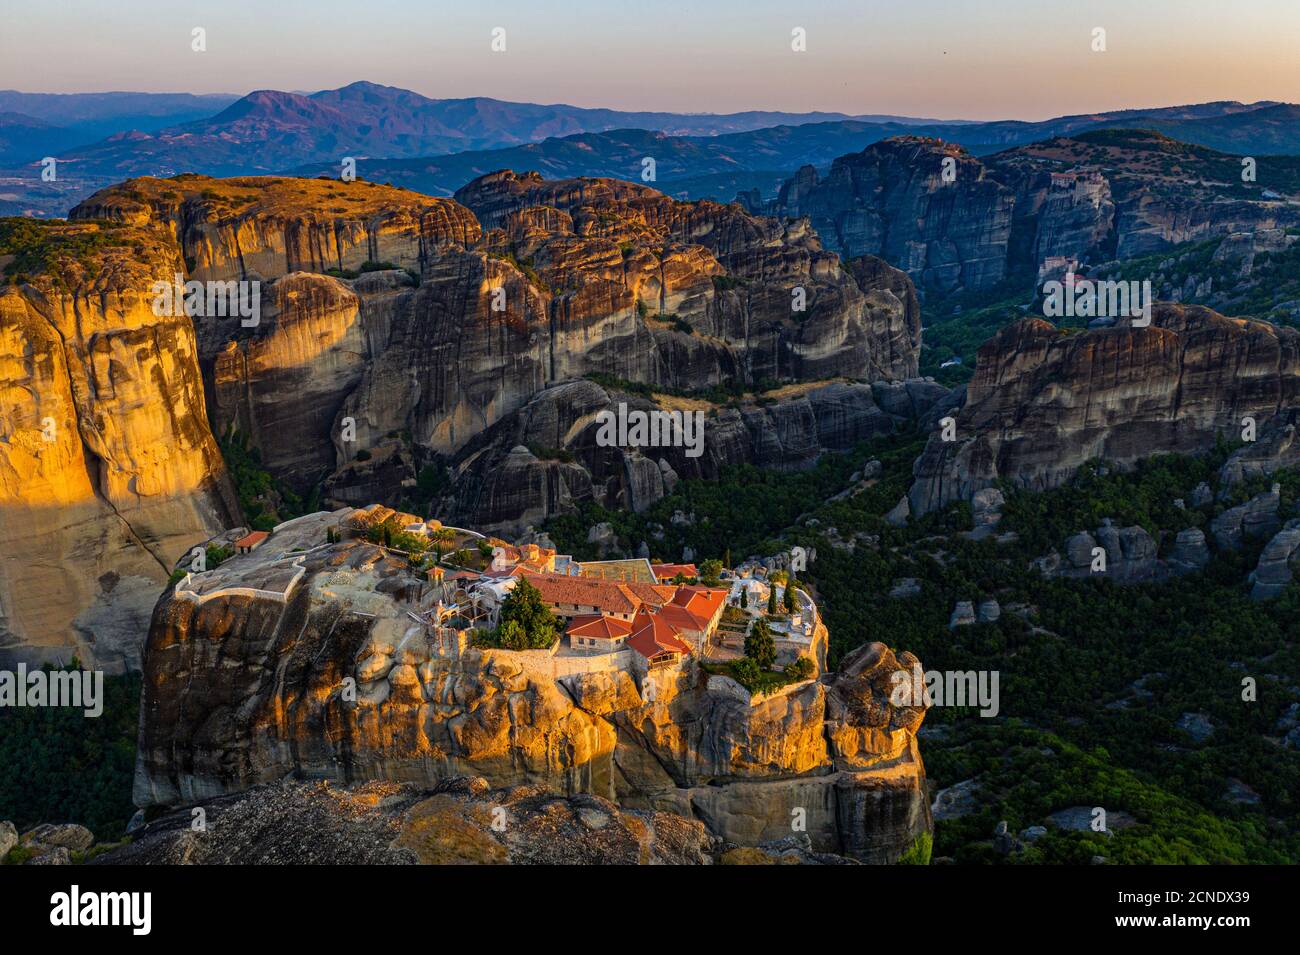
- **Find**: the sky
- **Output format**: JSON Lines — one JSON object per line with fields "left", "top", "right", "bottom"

{"left": 4, "top": 0, "right": 1299, "bottom": 120}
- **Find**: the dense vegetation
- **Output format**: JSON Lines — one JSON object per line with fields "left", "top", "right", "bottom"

{"left": 545, "top": 431, "right": 1300, "bottom": 863}
{"left": 0, "top": 667, "right": 141, "bottom": 843}
{"left": 0, "top": 216, "right": 132, "bottom": 286}
{"left": 219, "top": 427, "right": 321, "bottom": 530}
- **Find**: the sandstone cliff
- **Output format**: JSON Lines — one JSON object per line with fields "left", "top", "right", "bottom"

{"left": 70, "top": 175, "right": 481, "bottom": 283}
{"left": 0, "top": 219, "right": 239, "bottom": 669}
{"left": 909, "top": 304, "right": 1300, "bottom": 515}
{"left": 135, "top": 514, "right": 930, "bottom": 862}
{"left": 75, "top": 173, "right": 922, "bottom": 514}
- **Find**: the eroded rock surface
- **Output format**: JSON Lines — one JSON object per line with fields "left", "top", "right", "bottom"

{"left": 909, "top": 305, "right": 1300, "bottom": 516}
{"left": 0, "top": 220, "right": 239, "bottom": 668}
{"left": 135, "top": 529, "right": 930, "bottom": 861}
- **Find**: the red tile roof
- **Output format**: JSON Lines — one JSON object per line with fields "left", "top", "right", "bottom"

{"left": 628, "top": 609, "right": 692, "bottom": 659}
{"left": 523, "top": 572, "right": 644, "bottom": 614}
{"left": 668, "top": 586, "right": 728, "bottom": 627}
{"left": 652, "top": 563, "right": 698, "bottom": 581}
{"left": 233, "top": 531, "right": 269, "bottom": 549}
{"left": 566, "top": 614, "right": 634, "bottom": 641}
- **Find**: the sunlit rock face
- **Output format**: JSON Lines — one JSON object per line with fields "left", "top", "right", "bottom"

{"left": 77, "top": 172, "right": 921, "bottom": 515}
{"left": 0, "top": 220, "right": 239, "bottom": 670}
{"left": 71, "top": 175, "right": 481, "bottom": 283}
{"left": 135, "top": 530, "right": 930, "bottom": 862}
{"left": 11, "top": 171, "right": 923, "bottom": 664}
{"left": 909, "top": 304, "right": 1300, "bottom": 516}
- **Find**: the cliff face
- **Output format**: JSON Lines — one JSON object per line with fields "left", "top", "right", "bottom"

{"left": 70, "top": 175, "right": 482, "bottom": 283}
{"left": 75, "top": 173, "right": 921, "bottom": 515}
{"left": 909, "top": 304, "right": 1300, "bottom": 515}
{"left": 0, "top": 221, "right": 239, "bottom": 669}
{"left": 773, "top": 132, "right": 1300, "bottom": 295}
{"left": 135, "top": 518, "right": 930, "bottom": 862}
{"left": 774, "top": 138, "right": 1016, "bottom": 293}
{"left": 447, "top": 376, "right": 949, "bottom": 535}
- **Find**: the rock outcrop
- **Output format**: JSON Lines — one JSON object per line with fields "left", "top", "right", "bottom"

{"left": 909, "top": 304, "right": 1300, "bottom": 516}
{"left": 92, "top": 778, "right": 719, "bottom": 865}
{"left": 70, "top": 175, "right": 482, "bottom": 283}
{"left": 134, "top": 518, "right": 931, "bottom": 861}
{"left": 774, "top": 138, "right": 1014, "bottom": 293}
{"left": 446, "top": 376, "right": 947, "bottom": 534}
{"left": 1249, "top": 519, "right": 1300, "bottom": 600}
{"left": 1210, "top": 485, "right": 1282, "bottom": 551}
{"left": 773, "top": 131, "right": 1300, "bottom": 296}
{"left": 0, "top": 219, "right": 239, "bottom": 669}
{"left": 76, "top": 172, "right": 923, "bottom": 513}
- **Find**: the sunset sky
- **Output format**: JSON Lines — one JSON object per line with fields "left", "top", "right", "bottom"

{"left": 5, "top": 0, "right": 1299, "bottom": 120}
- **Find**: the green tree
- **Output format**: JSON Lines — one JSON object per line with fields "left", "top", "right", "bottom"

{"left": 767, "top": 585, "right": 778, "bottom": 615}
{"left": 700, "top": 558, "right": 724, "bottom": 586}
{"left": 745, "top": 617, "right": 776, "bottom": 670}
{"left": 739, "top": 589, "right": 748, "bottom": 610}
{"left": 786, "top": 656, "right": 814, "bottom": 681}
{"left": 897, "top": 832, "right": 932, "bottom": 866}
{"left": 732, "top": 657, "right": 761, "bottom": 687}
{"left": 783, "top": 575, "right": 798, "bottom": 612}
{"left": 496, "top": 619, "right": 527, "bottom": 650}
{"left": 498, "top": 578, "right": 559, "bottom": 649}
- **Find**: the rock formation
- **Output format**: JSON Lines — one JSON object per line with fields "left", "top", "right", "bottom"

{"left": 772, "top": 131, "right": 1300, "bottom": 296}
{"left": 1210, "top": 485, "right": 1282, "bottom": 550}
{"left": 74, "top": 172, "right": 923, "bottom": 514}
{"left": 909, "top": 304, "right": 1300, "bottom": 516}
{"left": 0, "top": 219, "right": 239, "bottom": 669}
{"left": 134, "top": 514, "right": 931, "bottom": 862}
{"left": 774, "top": 138, "right": 1015, "bottom": 292}
{"left": 70, "top": 175, "right": 482, "bottom": 283}
{"left": 446, "top": 376, "right": 948, "bottom": 534}
{"left": 1249, "top": 519, "right": 1300, "bottom": 600}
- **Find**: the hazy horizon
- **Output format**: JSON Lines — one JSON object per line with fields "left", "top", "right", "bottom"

{"left": 4, "top": 0, "right": 1299, "bottom": 122}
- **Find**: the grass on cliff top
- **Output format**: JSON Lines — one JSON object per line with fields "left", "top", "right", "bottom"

{"left": 0, "top": 217, "right": 137, "bottom": 286}
{"left": 89, "top": 174, "right": 453, "bottom": 221}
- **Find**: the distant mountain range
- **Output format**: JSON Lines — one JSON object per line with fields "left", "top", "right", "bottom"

{"left": 2, "top": 81, "right": 1299, "bottom": 217}
{"left": 0, "top": 80, "right": 955, "bottom": 170}
{"left": 291, "top": 103, "right": 1300, "bottom": 204}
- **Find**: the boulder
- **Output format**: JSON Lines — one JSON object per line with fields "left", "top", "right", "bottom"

{"left": 21, "top": 822, "right": 95, "bottom": 853}
{"left": 1211, "top": 485, "right": 1281, "bottom": 550}
{"left": 969, "top": 487, "right": 1006, "bottom": 539}
{"left": 1166, "top": 527, "right": 1210, "bottom": 574}
{"left": 885, "top": 496, "right": 911, "bottom": 528}
{"left": 1249, "top": 519, "right": 1300, "bottom": 600}
{"left": 949, "top": 601, "right": 976, "bottom": 628}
